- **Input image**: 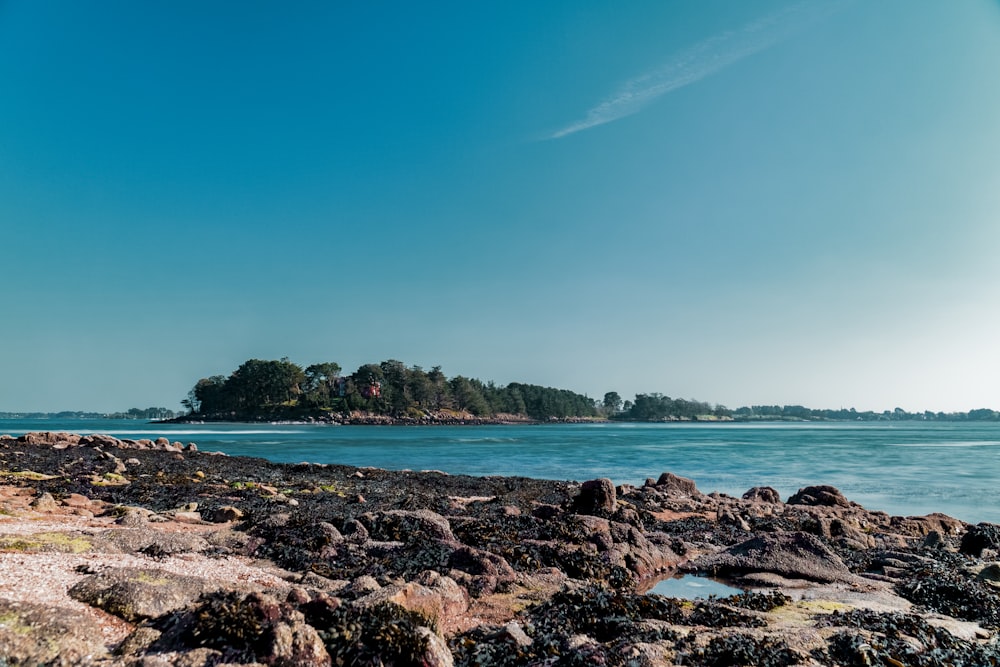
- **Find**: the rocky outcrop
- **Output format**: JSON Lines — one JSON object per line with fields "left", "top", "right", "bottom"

{"left": 1, "top": 432, "right": 997, "bottom": 666}
{"left": 688, "top": 531, "right": 854, "bottom": 583}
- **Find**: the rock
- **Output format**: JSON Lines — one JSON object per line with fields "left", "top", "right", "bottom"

{"left": 348, "top": 575, "right": 382, "bottom": 595}
{"left": 743, "top": 486, "right": 782, "bottom": 503}
{"left": 0, "top": 598, "right": 110, "bottom": 665}
{"left": 976, "top": 563, "right": 1000, "bottom": 586}
{"left": 369, "top": 509, "right": 456, "bottom": 542}
{"left": 61, "top": 493, "right": 96, "bottom": 509}
{"left": 268, "top": 618, "right": 331, "bottom": 667}
{"left": 357, "top": 574, "right": 468, "bottom": 626}
{"left": 209, "top": 505, "right": 245, "bottom": 523}
{"left": 30, "top": 491, "right": 58, "bottom": 511}
{"left": 415, "top": 626, "right": 454, "bottom": 667}
{"left": 448, "top": 546, "right": 515, "bottom": 578}
{"left": 690, "top": 531, "right": 853, "bottom": 583}
{"left": 573, "top": 477, "right": 617, "bottom": 515}
{"left": 69, "top": 568, "right": 226, "bottom": 621}
{"left": 923, "top": 530, "right": 945, "bottom": 549}
{"left": 656, "top": 472, "right": 701, "bottom": 496}
{"left": 162, "top": 591, "right": 331, "bottom": 667}
{"left": 787, "top": 485, "right": 853, "bottom": 507}
{"left": 501, "top": 621, "right": 533, "bottom": 648}
{"left": 172, "top": 510, "right": 204, "bottom": 524}
{"left": 532, "top": 503, "right": 561, "bottom": 520}
{"left": 960, "top": 523, "right": 1000, "bottom": 557}
{"left": 115, "top": 506, "right": 153, "bottom": 527}
{"left": 115, "top": 626, "right": 163, "bottom": 657}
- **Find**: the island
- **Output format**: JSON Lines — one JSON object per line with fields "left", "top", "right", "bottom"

{"left": 1, "top": 430, "right": 998, "bottom": 665}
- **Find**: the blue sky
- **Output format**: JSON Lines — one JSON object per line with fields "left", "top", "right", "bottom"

{"left": 3, "top": 0, "right": 1000, "bottom": 413}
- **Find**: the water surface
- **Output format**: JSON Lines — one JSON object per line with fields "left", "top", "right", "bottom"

{"left": 2, "top": 419, "right": 998, "bottom": 524}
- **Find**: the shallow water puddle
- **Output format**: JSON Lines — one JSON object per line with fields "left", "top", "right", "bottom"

{"left": 645, "top": 574, "right": 745, "bottom": 599}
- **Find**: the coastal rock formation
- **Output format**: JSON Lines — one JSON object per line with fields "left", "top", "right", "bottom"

{"left": 2, "top": 431, "right": 1000, "bottom": 665}
{"left": 688, "top": 531, "right": 854, "bottom": 583}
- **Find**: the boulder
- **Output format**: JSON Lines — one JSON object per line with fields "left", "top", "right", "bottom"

{"left": 209, "top": 505, "right": 245, "bottom": 523}
{"left": 743, "top": 486, "right": 782, "bottom": 503}
{"left": 357, "top": 572, "right": 468, "bottom": 626}
{"left": 573, "top": 477, "right": 617, "bottom": 515}
{"left": 69, "top": 568, "right": 226, "bottom": 621}
{"left": 961, "top": 523, "right": 1000, "bottom": 557}
{"left": 366, "top": 509, "right": 455, "bottom": 542}
{"left": 690, "top": 531, "right": 853, "bottom": 583}
{"left": 0, "top": 598, "right": 110, "bottom": 665}
{"left": 656, "top": 472, "right": 701, "bottom": 496}
{"left": 157, "top": 591, "right": 331, "bottom": 667}
{"left": 787, "top": 485, "right": 853, "bottom": 508}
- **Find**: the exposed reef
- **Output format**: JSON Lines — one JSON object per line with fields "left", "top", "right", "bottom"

{"left": 1, "top": 431, "right": 999, "bottom": 665}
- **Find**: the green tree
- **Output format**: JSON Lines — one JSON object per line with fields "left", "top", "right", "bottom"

{"left": 303, "top": 362, "right": 342, "bottom": 407}
{"left": 603, "top": 391, "right": 622, "bottom": 414}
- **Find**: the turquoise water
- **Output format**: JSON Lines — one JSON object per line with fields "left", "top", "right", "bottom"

{"left": 2, "top": 419, "right": 999, "bottom": 524}
{"left": 646, "top": 575, "right": 745, "bottom": 599}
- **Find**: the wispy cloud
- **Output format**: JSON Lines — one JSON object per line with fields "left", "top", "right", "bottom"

{"left": 549, "top": 0, "right": 847, "bottom": 139}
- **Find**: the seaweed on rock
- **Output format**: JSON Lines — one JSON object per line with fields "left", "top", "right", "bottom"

{"left": 895, "top": 562, "right": 1000, "bottom": 628}
{"left": 816, "top": 609, "right": 1000, "bottom": 666}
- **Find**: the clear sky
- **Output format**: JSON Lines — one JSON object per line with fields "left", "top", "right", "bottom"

{"left": 3, "top": 1, "right": 1000, "bottom": 414}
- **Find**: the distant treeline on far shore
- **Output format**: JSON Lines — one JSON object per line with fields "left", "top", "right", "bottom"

{"left": 2, "top": 358, "right": 998, "bottom": 423}
{"left": 173, "top": 357, "right": 1000, "bottom": 423}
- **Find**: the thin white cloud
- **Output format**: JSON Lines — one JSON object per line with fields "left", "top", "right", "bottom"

{"left": 549, "top": 0, "right": 848, "bottom": 139}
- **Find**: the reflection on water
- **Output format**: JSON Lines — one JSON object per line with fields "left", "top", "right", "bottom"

{"left": 644, "top": 574, "right": 745, "bottom": 600}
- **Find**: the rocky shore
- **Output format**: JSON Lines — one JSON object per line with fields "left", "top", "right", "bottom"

{"left": 162, "top": 410, "right": 604, "bottom": 426}
{"left": 1, "top": 431, "right": 999, "bottom": 666}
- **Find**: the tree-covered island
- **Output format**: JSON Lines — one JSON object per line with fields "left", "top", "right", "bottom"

{"left": 177, "top": 358, "right": 603, "bottom": 424}
{"left": 172, "top": 357, "right": 1000, "bottom": 424}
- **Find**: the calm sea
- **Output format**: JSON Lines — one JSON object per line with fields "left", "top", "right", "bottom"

{"left": 1, "top": 419, "right": 998, "bottom": 525}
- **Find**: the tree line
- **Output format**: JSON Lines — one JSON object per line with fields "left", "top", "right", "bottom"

{"left": 178, "top": 357, "right": 1000, "bottom": 423}
{"left": 182, "top": 358, "right": 601, "bottom": 421}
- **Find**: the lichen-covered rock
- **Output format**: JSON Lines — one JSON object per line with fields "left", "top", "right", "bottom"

{"left": 0, "top": 598, "right": 110, "bottom": 665}
{"left": 69, "top": 567, "right": 225, "bottom": 621}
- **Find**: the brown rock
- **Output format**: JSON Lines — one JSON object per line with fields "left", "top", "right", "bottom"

{"left": 690, "top": 531, "right": 853, "bottom": 583}
{"left": 743, "top": 486, "right": 782, "bottom": 503}
{"left": 787, "top": 485, "right": 853, "bottom": 507}
{"left": 573, "top": 477, "right": 617, "bottom": 515}
{"left": 209, "top": 505, "right": 245, "bottom": 523}
{"left": 61, "top": 493, "right": 95, "bottom": 509}
{"left": 656, "top": 472, "right": 701, "bottom": 496}
{"left": 358, "top": 574, "right": 468, "bottom": 626}
{"left": 30, "top": 492, "right": 58, "bottom": 511}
